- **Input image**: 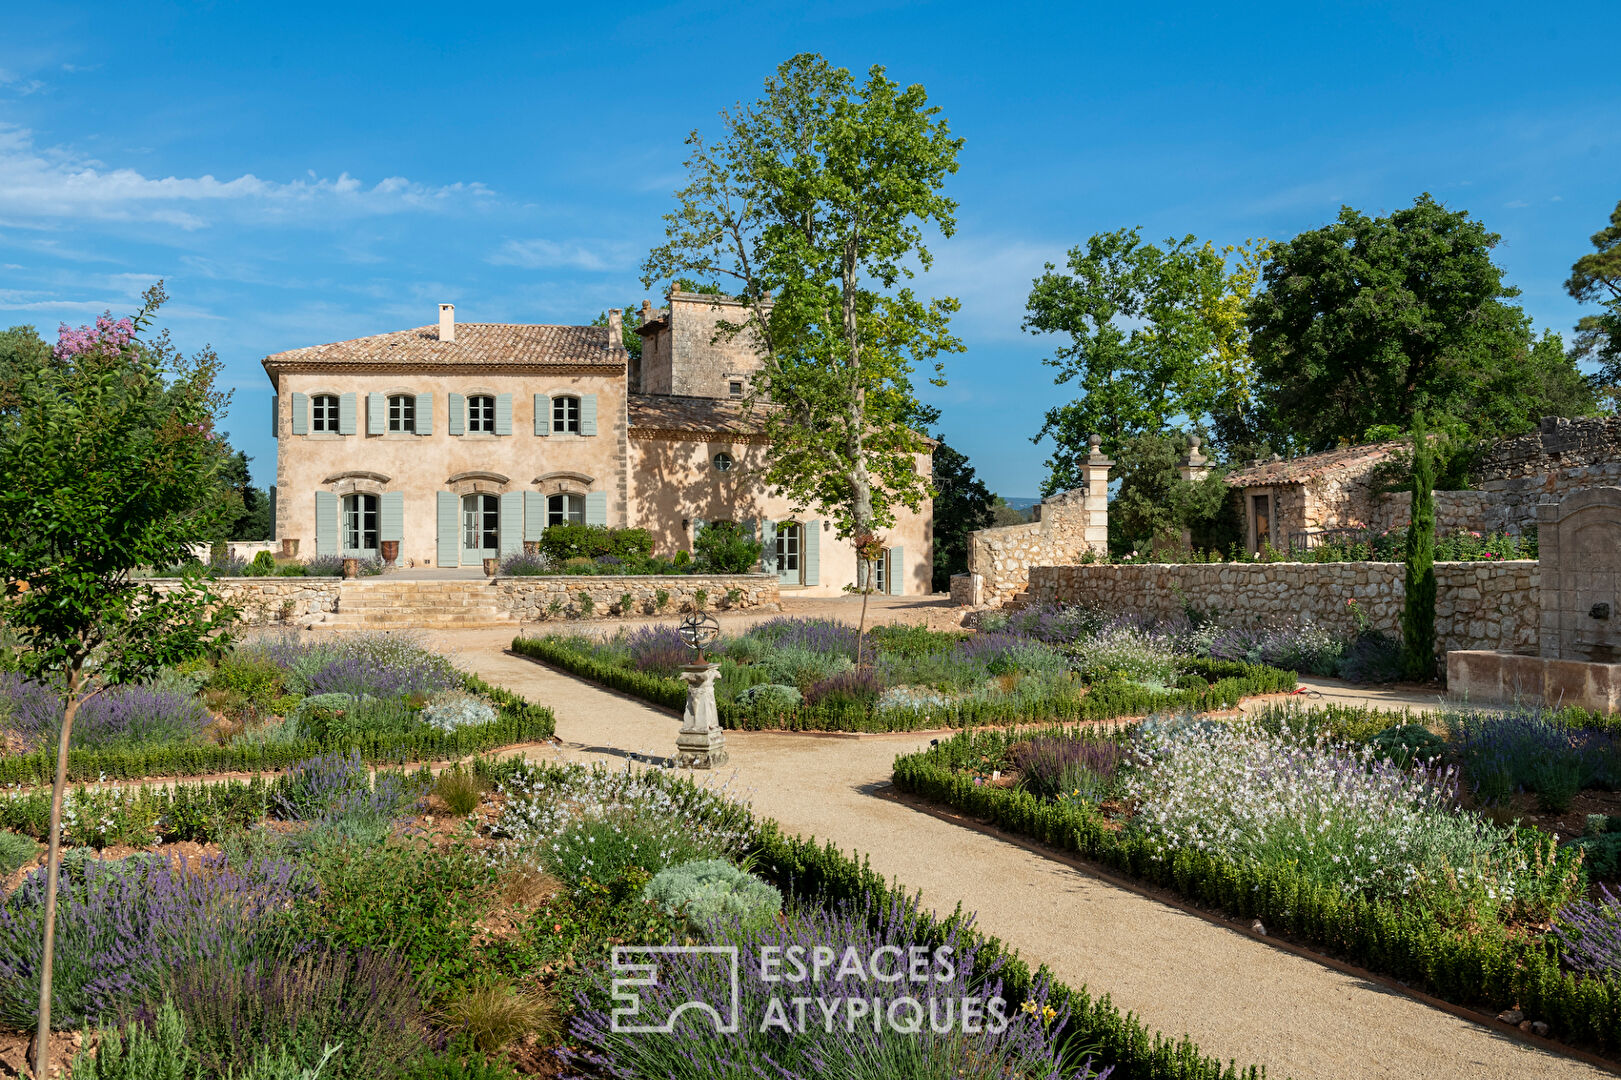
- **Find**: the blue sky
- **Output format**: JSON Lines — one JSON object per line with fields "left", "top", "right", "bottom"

{"left": 3, "top": 1, "right": 1619, "bottom": 496}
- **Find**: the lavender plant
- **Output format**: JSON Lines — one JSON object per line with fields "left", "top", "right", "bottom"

{"left": 804, "top": 668, "right": 883, "bottom": 709}
{"left": 1553, "top": 885, "right": 1621, "bottom": 977}
{"left": 275, "top": 750, "right": 419, "bottom": 831}
{"left": 626, "top": 625, "right": 693, "bottom": 677}
{"left": 1010, "top": 736, "right": 1126, "bottom": 804}
{"left": 0, "top": 677, "right": 209, "bottom": 752}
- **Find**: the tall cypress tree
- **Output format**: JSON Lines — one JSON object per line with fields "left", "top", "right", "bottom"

{"left": 1401, "top": 416, "right": 1437, "bottom": 680}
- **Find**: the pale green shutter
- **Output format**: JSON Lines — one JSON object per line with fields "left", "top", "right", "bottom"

{"left": 448, "top": 393, "right": 465, "bottom": 436}
{"left": 692, "top": 519, "right": 705, "bottom": 550}
{"left": 380, "top": 492, "right": 404, "bottom": 543}
{"left": 367, "top": 392, "right": 385, "bottom": 435}
{"left": 499, "top": 491, "right": 523, "bottom": 556}
{"left": 291, "top": 392, "right": 308, "bottom": 435}
{"left": 761, "top": 520, "right": 777, "bottom": 573}
{"left": 314, "top": 492, "right": 338, "bottom": 557}
{"left": 585, "top": 491, "right": 608, "bottom": 527}
{"left": 436, "top": 491, "right": 459, "bottom": 566}
{"left": 416, "top": 392, "right": 433, "bottom": 435}
{"left": 534, "top": 394, "right": 550, "bottom": 435}
{"left": 271, "top": 395, "right": 279, "bottom": 439}
{"left": 580, "top": 394, "right": 598, "bottom": 436}
{"left": 495, "top": 394, "right": 513, "bottom": 435}
{"left": 524, "top": 491, "right": 545, "bottom": 540}
{"left": 338, "top": 393, "right": 357, "bottom": 435}
{"left": 887, "top": 546, "right": 904, "bottom": 595}
{"left": 803, "top": 520, "right": 820, "bottom": 586}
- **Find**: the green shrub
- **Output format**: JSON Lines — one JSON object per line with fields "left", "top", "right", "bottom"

{"left": 642, "top": 858, "right": 782, "bottom": 933}
{"left": 0, "top": 829, "right": 38, "bottom": 874}
{"left": 1368, "top": 723, "right": 1446, "bottom": 768}
{"left": 693, "top": 520, "right": 763, "bottom": 574}
{"left": 73, "top": 1000, "right": 201, "bottom": 1080}
{"left": 736, "top": 684, "right": 802, "bottom": 715}
{"left": 405, "top": 1053, "right": 521, "bottom": 1080}
{"left": 538, "top": 523, "right": 653, "bottom": 562}
{"left": 209, "top": 653, "right": 285, "bottom": 712}
{"left": 434, "top": 766, "right": 486, "bottom": 815}
{"left": 245, "top": 551, "right": 277, "bottom": 577}
{"left": 437, "top": 978, "right": 556, "bottom": 1055}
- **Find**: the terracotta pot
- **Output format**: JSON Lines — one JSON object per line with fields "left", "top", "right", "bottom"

{"left": 380, "top": 540, "right": 400, "bottom": 566}
{"left": 342, "top": 557, "right": 360, "bottom": 579}
{"left": 523, "top": 541, "right": 541, "bottom": 556}
{"left": 483, "top": 557, "right": 500, "bottom": 577}
{"left": 281, "top": 538, "right": 300, "bottom": 558}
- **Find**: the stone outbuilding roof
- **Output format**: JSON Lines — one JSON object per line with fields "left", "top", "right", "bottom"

{"left": 628, "top": 394, "right": 771, "bottom": 440}
{"left": 1224, "top": 441, "right": 1404, "bottom": 487}
{"left": 262, "top": 324, "right": 623, "bottom": 370}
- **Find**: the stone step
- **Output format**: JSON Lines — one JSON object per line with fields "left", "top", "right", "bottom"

{"left": 322, "top": 612, "right": 517, "bottom": 628}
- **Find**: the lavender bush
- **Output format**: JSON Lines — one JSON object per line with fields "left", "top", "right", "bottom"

{"left": 566, "top": 893, "right": 1111, "bottom": 1080}
{"left": 1553, "top": 885, "right": 1621, "bottom": 977}
{"left": 497, "top": 550, "right": 555, "bottom": 576}
{"left": 0, "top": 677, "right": 209, "bottom": 752}
{"left": 748, "top": 616, "right": 860, "bottom": 658}
{"left": 1010, "top": 736, "right": 1126, "bottom": 803}
{"left": 626, "top": 625, "right": 693, "bottom": 677}
{"left": 252, "top": 632, "right": 458, "bottom": 699}
{"left": 1206, "top": 617, "right": 1344, "bottom": 676}
{"left": 1447, "top": 708, "right": 1608, "bottom": 810}
{"left": 275, "top": 750, "right": 419, "bottom": 830}
{"left": 804, "top": 667, "right": 883, "bottom": 709}
{"left": 0, "top": 853, "right": 312, "bottom": 1028}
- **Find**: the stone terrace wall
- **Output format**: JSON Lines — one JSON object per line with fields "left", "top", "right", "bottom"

{"left": 1027, "top": 560, "right": 1540, "bottom": 655}
{"left": 148, "top": 577, "right": 343, "bottom": 626}
{"left": 965, "top": 488, "right": 1101, "bottom": 606}
{"left": 494, "top": 573, "right": 779, "bottom": 620}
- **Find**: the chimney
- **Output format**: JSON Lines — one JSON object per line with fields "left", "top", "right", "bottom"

{"left": 438, "top": 303, "right": 455, "bottom": 343}
{"left": 607, "top": 308, "right": 623, "bottom": 350}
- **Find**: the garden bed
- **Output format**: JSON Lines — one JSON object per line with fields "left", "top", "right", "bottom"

{"left": 892, "top": 700, "right": 1621, "bottom": 1056}
{"left": 0, "top": 753, "right": 1263, "bottom": 1079}
{"left": 512, "top": 617, "right": 1296, "bottom": 733}
{"left": 0, "top": 633, "right": 556, "bottom": 784}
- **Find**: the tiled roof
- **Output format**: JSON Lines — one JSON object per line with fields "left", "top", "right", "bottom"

{"left": 628, "top": 394, "right": 770, "bottom": 437}
{"left": 263, "top": 324, "right": 622, "bottom": 368}
{"left": 1225, "top": 441, "right": 1404, "bottom": 486}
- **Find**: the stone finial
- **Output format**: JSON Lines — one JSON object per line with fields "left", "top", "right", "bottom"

{"left": 1088, "top": 434, "right": 1101, "bottom": 448}
{"left": 1270, "top": 453, "right": 1282, "bottom": 463}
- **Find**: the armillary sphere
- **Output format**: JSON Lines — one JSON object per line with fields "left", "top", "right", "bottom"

{"left": 677, "top": 611, "right": 721, "bottom": 659}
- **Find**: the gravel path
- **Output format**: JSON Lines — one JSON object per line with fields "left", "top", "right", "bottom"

{"left": 392, "top": 615, "right": 1608, "bottom": 1080}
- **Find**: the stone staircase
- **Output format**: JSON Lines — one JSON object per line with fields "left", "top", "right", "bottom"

{"left": 319, "top": 579, "right": 519, "bottom": 630}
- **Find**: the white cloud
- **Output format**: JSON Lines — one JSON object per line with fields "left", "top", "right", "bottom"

{"left": 0, "top": 123, "right": 494, "bottom": 231}
{"left": 1504, "top": 199, "right": 1530, "bottom": 209}
{"left": 487, "top": 237, "right": 629, "bottom": 272}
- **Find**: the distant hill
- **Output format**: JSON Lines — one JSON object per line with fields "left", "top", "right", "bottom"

{"left": 1000, "top": 497, "right": 1040, "bottom": 511}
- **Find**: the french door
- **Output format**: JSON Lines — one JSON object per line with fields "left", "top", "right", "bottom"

{"left": 462, "top": 493, "right": 499, "bottom": 564}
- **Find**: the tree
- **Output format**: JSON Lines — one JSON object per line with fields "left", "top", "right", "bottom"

{"left": 642, "top": 53, "right": 962, "bottom": 570}
{"left": 220, "top": 447, "right": 273, "bottom": 541}
{"left": 1567, "top": 198, "right": 1621, "bottom": 406}
{"left": 0, "top": 325, "right": 52, "bottom": 414}
{"left": 1024, "top": 230, "right": 1263, "bottom": 493}
{"left": 592, "top": 304, "right": 644, "bottom": 362}
{"left": 1249, "top": 194, "right": 1586, "bottom": 451}
{"left": 1107, "top": 432, "right": 1232, "bottom": 557}
{"left": 0, "top": 285, "right": 236, "bottom": 1074}
{"left": 1401, "top": 417, "right": 1437, "bottom": 681}
{"left": 929, "top": 438, "right": 993, "bottom": 591}
{"left": 988, "top": 497, "right": 1028, "bottom": 527}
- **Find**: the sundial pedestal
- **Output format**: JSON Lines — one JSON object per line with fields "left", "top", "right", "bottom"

{"left": 676, "top": 662, "right": 728, "bottom": 769}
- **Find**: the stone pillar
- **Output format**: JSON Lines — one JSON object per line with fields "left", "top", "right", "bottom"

{"left": 1179, "top": 435, "right": 1211, "bottom": 483}
{"left": 1081, "top": 435, "right": 1113, "bottom": 554}
{"left": 677, "top": 663, "right": 728, "bottom": 768}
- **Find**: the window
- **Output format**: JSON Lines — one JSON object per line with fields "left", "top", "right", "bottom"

{"left": 467, "top": 395, "right": 495, "bottom": 433}
{"left": 387, "top": 394, "right": 415, "bottom": 433}
{"left": 712, "top": 452, "right": 734, "bottom": 473}
{"left": 311, "top": 394, "right": 339, "bottom": 433}
{"left": 342, "top": 493, "right": 378, "bottom": 553}
{"left": 873, "top": 550, "right": 886, "bottom": 594}
{"left": 775, "top": 522, "right": 802, "bottom": 579}
{"left": 552, "top": 395, "right": 580, "bottom": 434}
{"left": 462, "top": 493, "right": 499, "bottom": 553}
{"left": 729, "top": 380, "right": 743, "bottom": 398}
{"left": 548, "top": 493, "right": 585, "bottom": 527}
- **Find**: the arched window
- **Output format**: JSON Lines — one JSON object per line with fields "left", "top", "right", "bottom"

{"left": 467, "top": 394, "right": 496, "bottom": 433}
{"left": 552, "top": 395, "right": 580, "bottom": 434}
{"left": 342, "top": 492, "right": 378, "bottom": 554}
{"left": 312, "top": 394, "right": 340, "bottom": 433}
{"left": 387, "top": 394, "right": 415, "bottom": 433}
{"left": 547, "top": 492, "right": 585, "bottom": 526}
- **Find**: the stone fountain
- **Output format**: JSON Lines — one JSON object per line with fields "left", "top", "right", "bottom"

{"left": 1448, "top": 487, "right": 1621, "bottom": 712}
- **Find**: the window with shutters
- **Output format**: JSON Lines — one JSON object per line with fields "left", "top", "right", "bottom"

{"left": 467, "top": 395, "right": 496, "bottom": 433}
{"left": 775, "top": 522, "right": 802, "bottom": 576}
{"left": 342, "top": 493, "right": 379, "bottom": 553}
{"left": 387, "top": 395, "right": 415, "bottom": 432}
{"left": 311, "top": 394, "right": 340, "bottom": 433}
{"left": 552, "top": 395, "right": 581, "bottom": 434}
{"left": 547, "top": 493, "right": 585, "bottom": 526}
{"left": 873, "top": 551, "right": 886, "bottom": 594}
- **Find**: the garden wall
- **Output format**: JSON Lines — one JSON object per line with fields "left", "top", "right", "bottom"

{"left": 1027, "top": 560, "right": 1540, "bottom": 654}
{"left": 492, "top": 573, "right": 779, "bottom": 620}
{"left": 148, "top": 576, "right": 343, "bottom": 626}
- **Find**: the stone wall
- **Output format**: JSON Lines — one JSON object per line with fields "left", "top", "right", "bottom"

{"left": 493, "top": 573, "right": 779, "bottom": 620}
{"left": 964, "top": 487, "right": 1102, "bottom": 607}
{"left": 1027, "top": 560, "right": 1541, "bottom": 655}
{"left": 148, "top": 576, "right": 343, "bottom": 626}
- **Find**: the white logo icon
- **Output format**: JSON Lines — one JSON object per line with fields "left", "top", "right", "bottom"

{"left": 611, "top": 945, "right": 740, "bottom": 1034}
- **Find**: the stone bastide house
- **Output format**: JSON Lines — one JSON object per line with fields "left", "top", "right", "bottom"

{"left": 264, "top": 293, "right": 933, "bottom": 596}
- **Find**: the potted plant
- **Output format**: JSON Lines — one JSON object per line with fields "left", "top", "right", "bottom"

{"left": 483, "top": 557, "right": 500, "bottom": 577}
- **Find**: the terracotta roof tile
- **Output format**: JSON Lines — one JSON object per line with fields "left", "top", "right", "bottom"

{"left": 628, "top": 394, "right": 770, "bottom": 437}
{"left": 263, "top": 323, "right": 621, "bottom": 368}
{"left": 1225, "top": 440, "right": 1404, "bottom": 486}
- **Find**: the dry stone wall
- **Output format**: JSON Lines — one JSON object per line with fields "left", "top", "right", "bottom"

{"left": 965, "top": 487, "right": 1104, "bottom": 606}
{"left": 148, "top": 577, "right": 343, "bottom": 626}
{"left": 493, "top": 573, "right": 778, "bottom": 620}
{"left": 1027, "top": 560, "right": 1540, "bottom": 655}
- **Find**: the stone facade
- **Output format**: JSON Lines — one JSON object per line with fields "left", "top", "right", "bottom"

{"left": 1026, "top": 560, "right": 1541, "bottom": 655}
{"left": 494, "top": 573, "right": 779, "bottom": 621}
{"left": 636, "top": 293, "right": 768, "bottom": 399}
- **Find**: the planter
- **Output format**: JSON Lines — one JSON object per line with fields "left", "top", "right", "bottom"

{"left": 281, "top": 538, "right": 300, "bottom": 558}
{"left": 523, "top": 541, "right": 541, "bottom": 556}
{"left": 483, "top": 557, "right": 500, "bottom": 577}
{"left": 380, "top": 540, "right": 400, "bottom": 567}
{"left": 342, "top": 557, "right": 360, "bottom": 579}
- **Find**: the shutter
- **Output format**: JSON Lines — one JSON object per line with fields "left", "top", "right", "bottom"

{"left": 888, "top": 546, "right": 904, "bottom": 595}
{"left": 495, "top": 393, "right": 513, "bottom": 435}
{"left": 436, "top": 491, "right": 459, "bottom": 566}
{"left": 524, "top": 491, "right": 545, "bottom": 541}
{"left": 534, "top": 394, "right": 550, "bottom": 436}
{"left": 580, "top": 393, "right": 598, "bottom": 436}
{"left": 692, "top": 518, "right": 706, "bottom": 549}
{"left": 499, "top": 491, "right": 524, "bottom": 556}
{"left": 271, "top": 395, "right": 279, "bottom": 439}
{"left": 804, "top": 520, "right": 820, "bottom": 586}
{"left": 338, "top": 393, "right": 357, "bottom": 435}
{"left": 314, "top": 492, "right": 338, "bottom": 557}
{"left": 380, "top": 492, "right": 404, "bottom": 543}
{"left": 291, "top": 392, "right": 308, "bottom": 435}
{"left": 269, "top": 486, "right": 277, "bottom": 540}
{"left": 585, "top": 491, "right": 608, "bottom": 526}
{"left": 761, "top": 520, "right": 776, "bottom": 573}
{"left": 448, "top": 393, "right": 465, "bottom": 436}
{"left": 416, "top": 392, "right": 433, "bottom": 435}
{"left": 367, "top": 392, "right": 385, "bottom": 435}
